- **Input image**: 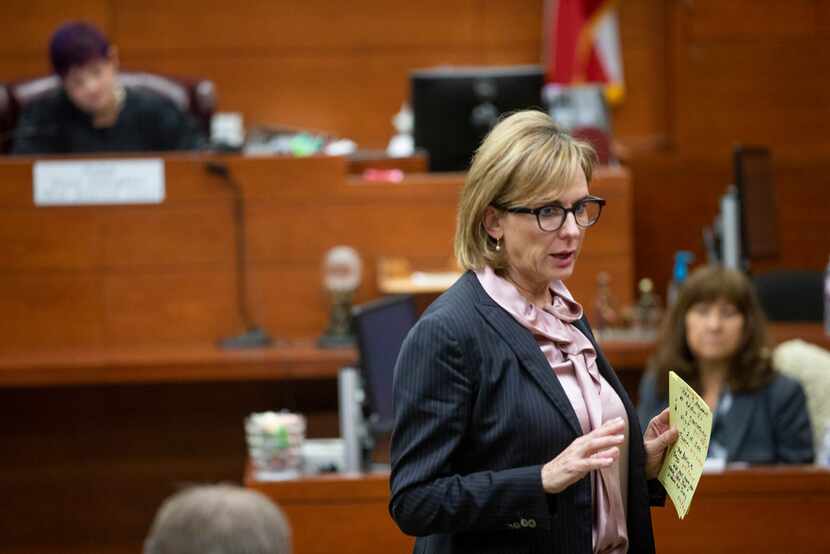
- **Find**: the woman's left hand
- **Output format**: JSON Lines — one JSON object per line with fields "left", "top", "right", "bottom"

{"left": 643, "top": 407, "right": 679, "bottom": 480}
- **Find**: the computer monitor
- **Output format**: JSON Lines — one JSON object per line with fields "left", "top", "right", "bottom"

{"left": 411, "top": 65, "right": 545, "bottom": 171}
{"left": 352, "top": 294, "right": 417, "bottom": 435}
{"left": 734, "top": 146, "right": 778, "bottom": 263}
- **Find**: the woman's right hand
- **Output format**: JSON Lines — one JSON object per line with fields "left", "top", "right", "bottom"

{"left": 541, "top": 417, "right": 626, "bottom": 494}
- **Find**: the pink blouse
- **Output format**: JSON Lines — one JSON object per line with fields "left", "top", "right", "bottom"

{"left": 476, "top": 266, "right": 630, "bottom": 554}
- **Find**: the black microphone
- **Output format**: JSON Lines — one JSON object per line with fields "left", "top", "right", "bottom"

{"left": 205, "top": 160, "right": 273, "bottom": 349}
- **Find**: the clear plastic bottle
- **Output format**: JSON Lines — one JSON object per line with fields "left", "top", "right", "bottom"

{"left": 667, "top": 251, "right": 694, "bottom": 308}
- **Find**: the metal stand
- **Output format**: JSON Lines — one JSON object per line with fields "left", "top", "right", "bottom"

{"left": 720, "top": 185, "right": 741, "bottom": 270}
{"left": 338, "top": 367, "right": 371, "bottom": 473}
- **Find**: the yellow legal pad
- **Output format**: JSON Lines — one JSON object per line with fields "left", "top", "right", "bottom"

{"left": 657, "top": 370, "right": 713, "bottom": 519}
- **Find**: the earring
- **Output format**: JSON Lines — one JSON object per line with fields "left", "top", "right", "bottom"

{"left": 495, "top": 238, "right": 501, "bottom": 252}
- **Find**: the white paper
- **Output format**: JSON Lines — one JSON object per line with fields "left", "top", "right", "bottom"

{"left": 33, "top": 159, "right": 165, "bottom": 206}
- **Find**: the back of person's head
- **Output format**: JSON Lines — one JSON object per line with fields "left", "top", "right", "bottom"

{"left": 144, "top": 484, "right": 291, "bottom": 554}
{"left": 49, "top": 21, "right": 111, "bottom": 78}
{"left": 454, "top": 110, "right": 597, "bottom": 271}
{"left": 651, "top": 265, "right": 773, "bottom": 393}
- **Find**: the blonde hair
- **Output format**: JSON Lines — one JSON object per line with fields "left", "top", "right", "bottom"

{"left": 453, "top": 110, "right": 597, "bottom": 271}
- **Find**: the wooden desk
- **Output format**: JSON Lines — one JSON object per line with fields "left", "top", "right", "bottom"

{"left": 0, "top": 341, "right": 355, "bottom": 388}
{"left": 246, "top": 470, "right": 413, "bottom": 554}
{"left": 3, "top": 322, "right": 818, "bottom": 390}
{"left": 247, "top": 466, "right": 830, "bottom": 554}
{"left": 651, "top": 466, "right": 830, "bottom": 554}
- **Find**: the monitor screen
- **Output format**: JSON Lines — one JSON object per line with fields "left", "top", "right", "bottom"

{"left": 352, "top": 295, "right": 417, "bottom": 434}
{"left": 411, "top": 65, "right": 545, "bottom": 171}
{"left": 734, "top": 146, "right": 778, "bottom": 261}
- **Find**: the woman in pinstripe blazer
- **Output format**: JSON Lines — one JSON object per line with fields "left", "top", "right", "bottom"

{"left": 389, "top": 111, "right": 678, "bottom": 554}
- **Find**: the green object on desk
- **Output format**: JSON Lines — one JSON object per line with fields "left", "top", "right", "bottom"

{"left": 289, "top": 133, "right": 324, "bottom": 157}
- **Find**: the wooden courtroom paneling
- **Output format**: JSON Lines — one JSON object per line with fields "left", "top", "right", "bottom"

{"left": 0, "top": 0, "right": 671, "bottom": 153}
{"left": 0, "top": 211, "right": 104, "bottom": 270}
{"left": 0, "top": 273, "right": 106, "bottom": 350}
{"left": 682, "top": 0, "right": 819, "bottom": 40}
{"left": 628, "top": 156, "right": 830, "bottom": 299}
{"left": 0, "top": 157, "right": 634, "bottom": 349}
{"left": 0, "top": 0, "right": 112, "bottom": 57}
{"left": 110, "top": 0, "right": 544, "bottom": 149}
{"left": 112, "top": 0, "right": 484, "bottom": 52}
{"left": 123, "top": 51, "right": 531, "bottom": 150}
{"left": 668, "top": 0, "right": 830, "bottom": 163}
{"left": 0, "top": 0, "right": 664, "bottom": 151}
{"left": 104, "top": 269, "right": 240, "bottom": 344}
{"left": 0, "top": 59, "right": 54, "bottom": 87}
{"left": 614, "top": 0, "right": 671, "bottom": 146}
{"left": 3, "top": 0, "right": 827, "bottom": 163}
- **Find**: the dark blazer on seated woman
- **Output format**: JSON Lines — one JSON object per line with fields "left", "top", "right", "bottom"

{"left": 636, "top": 265, "right": 814, "bottom": 466}
{"left": 390, "top": 272, "right": 664, "bottom": 554}
{"left": 638, "top": 371, "right": 813, "bottom": 465}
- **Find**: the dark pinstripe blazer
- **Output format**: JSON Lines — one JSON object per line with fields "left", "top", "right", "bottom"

{"left": 389, "top": 271, "right": 663, "bottom": 554}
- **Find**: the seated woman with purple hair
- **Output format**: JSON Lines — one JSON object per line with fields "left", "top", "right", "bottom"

{"left": 12, "top": 21, "right": 205, "bottom": 154}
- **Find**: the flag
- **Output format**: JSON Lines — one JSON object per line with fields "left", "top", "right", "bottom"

{"left": 543, "top": 0, "right": 625, "bottom": 104}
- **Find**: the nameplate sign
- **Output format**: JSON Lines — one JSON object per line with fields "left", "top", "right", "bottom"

{"left": 33, "top": 159, "right": 165, "bottom": 206}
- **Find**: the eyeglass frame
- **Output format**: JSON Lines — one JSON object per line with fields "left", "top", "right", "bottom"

{"left": 492, "top": 196, "right": 606, "bottom": 232}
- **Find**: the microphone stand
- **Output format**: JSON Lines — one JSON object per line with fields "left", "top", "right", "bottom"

{"left": 205, "top": 160, "right": 273, "bottom": 348}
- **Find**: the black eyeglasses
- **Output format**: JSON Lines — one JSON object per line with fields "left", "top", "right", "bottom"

{"left": 493, "top": 196, "right": 606, "bottom": 232}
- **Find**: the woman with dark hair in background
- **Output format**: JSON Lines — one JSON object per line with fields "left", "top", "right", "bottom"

{"left": 12, "top": 21, "right": 205, "bottom": 154}
{"left": 638, "top": 265, "right": 814, "bottom": 464}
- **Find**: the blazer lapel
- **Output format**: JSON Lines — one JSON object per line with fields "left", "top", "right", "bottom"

{"left": 719, "top": 393, "right": 755, "bottom": 461}
{"left": 471, "top": 281, "right": 582, "bottom": 437}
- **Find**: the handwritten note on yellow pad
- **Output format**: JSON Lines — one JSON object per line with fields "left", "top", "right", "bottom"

{"left": 657, "top": 371, "right": 713, "bottom": 519}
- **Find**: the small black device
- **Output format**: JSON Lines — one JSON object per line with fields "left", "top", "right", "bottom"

{"left": 411, "top": 65, "right": 545, "bottom": 172}
{"left": 734, "top": 145, "right": 779, "bottom": 264}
